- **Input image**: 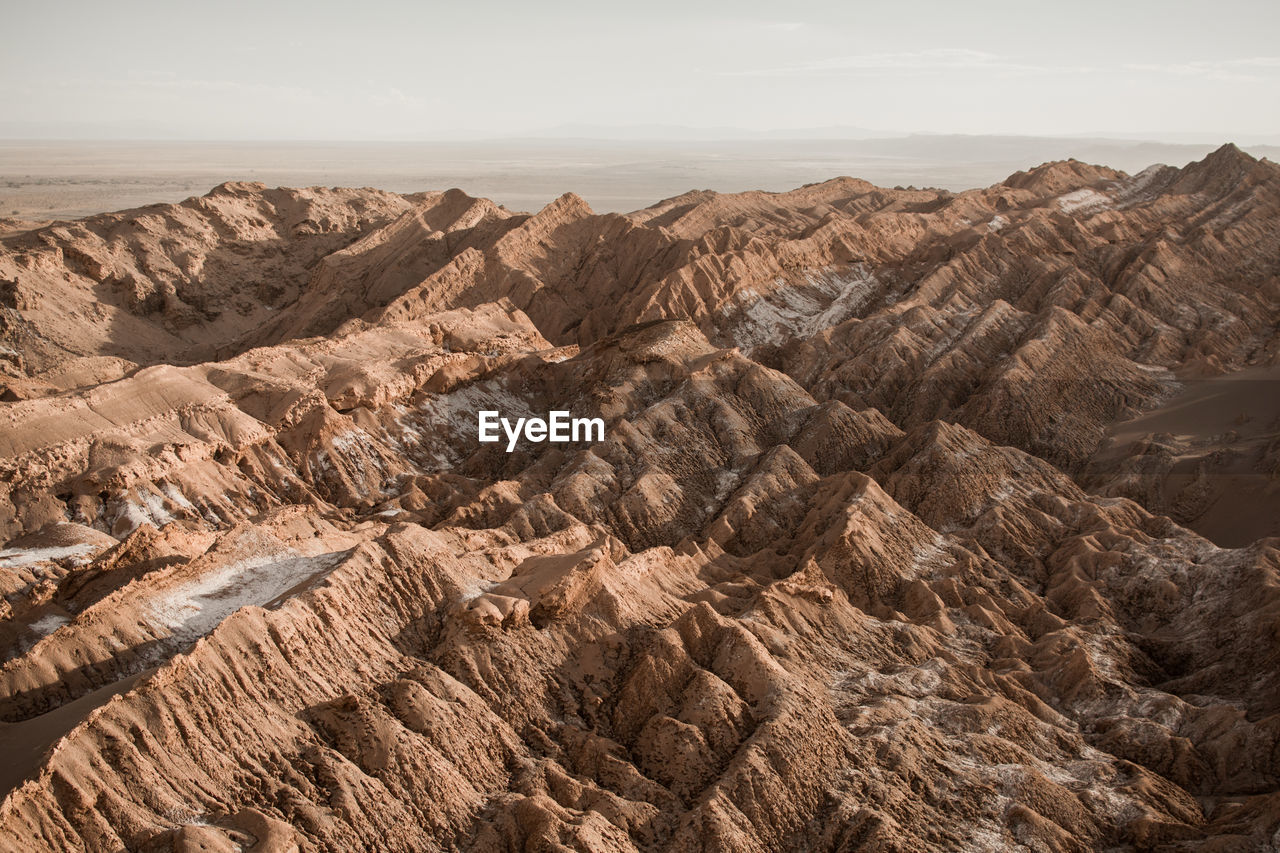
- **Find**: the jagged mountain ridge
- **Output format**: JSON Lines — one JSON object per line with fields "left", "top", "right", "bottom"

{"left": 0, "top": 145, "right": 1278, "bottom": 851}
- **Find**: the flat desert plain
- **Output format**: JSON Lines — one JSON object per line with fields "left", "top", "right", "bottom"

{"left": 2, "top": 137, "right": 1275, "bottom": 223}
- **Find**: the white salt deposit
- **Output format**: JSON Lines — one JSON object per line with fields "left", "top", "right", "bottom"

{"left": 410, "top": 381, "right": 535, "bottom": 469}
{"left": 146, "top": 549, "right": 350, "bottom": 642}
{"left": 1111, "top": 165, "right": 1166, "bottom": 207}
{"left": 725, "top": 267, "right": 878, "bottom": 351}
{"left": 0, "top": 543, "right": 97, "bottom": 569}
{"left": 29, "top": 613, "right": 70, "bottom": 638}
{"left": 1057, "top": 189, "right": 1112, "bottom": 215}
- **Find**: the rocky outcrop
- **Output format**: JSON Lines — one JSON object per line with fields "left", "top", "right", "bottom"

{"left": 1, "top": 145, "right": 1279, "bottom": 851}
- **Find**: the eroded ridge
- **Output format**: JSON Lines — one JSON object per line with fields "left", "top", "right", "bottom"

{"left": 1, "top": 146, "right": 1279, "bottom": 851}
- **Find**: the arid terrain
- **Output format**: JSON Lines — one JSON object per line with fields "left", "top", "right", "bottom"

{"left": 0, "top": 144, "right": 1278, "bottom": 851}
{"left": 4, "top": 137, "right": 1276, "bottom": 222}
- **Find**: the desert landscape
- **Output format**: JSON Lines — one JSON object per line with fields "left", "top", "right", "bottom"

{"left": 4, "top": 137, "right": 1276, "bottom": 223}
{"left": 0, "top": 141, "right": 1276, "bottom": 851}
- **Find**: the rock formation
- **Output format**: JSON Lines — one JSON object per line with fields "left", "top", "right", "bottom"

{"left": 0, "top": 144, "right": 1278, "bottom": 851}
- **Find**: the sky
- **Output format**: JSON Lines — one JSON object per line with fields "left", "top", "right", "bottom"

{"left": 3, "top": 0, "right": 1279, "bottom": 141}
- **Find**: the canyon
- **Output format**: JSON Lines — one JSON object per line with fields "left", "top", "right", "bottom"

{"left": 0, "top": 143, "right": 1277, "bottom": 851}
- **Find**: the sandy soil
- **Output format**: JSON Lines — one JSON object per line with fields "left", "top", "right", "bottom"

{"left": 0, "top": 669, "right": 153, "bottom": 798}
{"left": 1092, "top": 363, "right": 1280, "bottom": 546}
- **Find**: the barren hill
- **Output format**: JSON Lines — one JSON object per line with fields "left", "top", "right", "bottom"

{"left": 1, "top": 145, "right": 1279, "bottom": 851}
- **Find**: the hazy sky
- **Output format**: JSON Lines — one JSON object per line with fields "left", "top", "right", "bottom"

{"left": 4, "top": 0, "right": 1278, "bottom": 140}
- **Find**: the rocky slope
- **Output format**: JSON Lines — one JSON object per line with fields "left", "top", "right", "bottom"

{"left": 0, "top": 145, "right": 1278, "bottom": 851}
